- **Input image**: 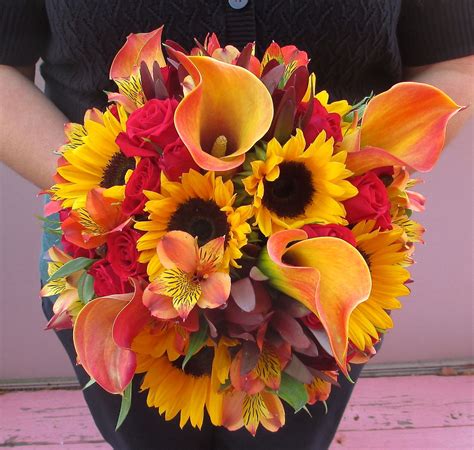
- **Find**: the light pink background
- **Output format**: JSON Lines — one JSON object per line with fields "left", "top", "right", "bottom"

{"left": 0, "top": 117, "right": 472, "bottom": 381}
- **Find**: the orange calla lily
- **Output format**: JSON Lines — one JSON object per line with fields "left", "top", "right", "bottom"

{"left": 170, "top": 48, "right": 274, "bottom": 171}
{"left": 343, "top": 82, "right": 462, "bottom": 175}
{"left": 73, "top": 280, "right": 150, "bottom": 394}
{"left": 258, "top": 229, "right": 371, "bottom": 375}
{"left": 109, "top": 26, "right": 166, "bottom": 80}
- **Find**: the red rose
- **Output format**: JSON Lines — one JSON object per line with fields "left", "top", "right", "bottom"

{"left": 302, "top": 223, "right": 357, "bottom": 246}
{"left": 116, "top": 98, "right": 179, "bottom": 157}
{"left": 88, "top": 259, "right": 133, "bottom": 297}
{"left": 298, "top": 98, "right": 343, "bottom": 144}
{"left": 122, "top": 158, "right": 161, "bottom": 216}
{"left": 106, "top": 228, "right": 146, "bottom": 280}
{"left": 160, "top": 138, "right": 200, "bottom": 181}
{"left": 343, "top": 171, "right": 392, "bottom": 230}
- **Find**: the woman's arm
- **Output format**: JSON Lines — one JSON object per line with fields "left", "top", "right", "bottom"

{"left": 403, "top": 55, "right": 473, "bottom": 143}
{"left": 0, "top": 64, "right": 67, "bottom": 189}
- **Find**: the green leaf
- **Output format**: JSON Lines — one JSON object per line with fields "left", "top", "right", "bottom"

{"left": 116, "top": 382, "right": 132, "bottom": 431}
{"left": 182, "top": 318, "right": 208, "bottom": 370}
{"left": 47, "top": 257, "right": 96, "bottom": 282}
{"left": 83, "top": 378, "right": 96, "bottom": 390}
{"left": 278, "top": 372, "right": 309, "bottom": 412}
{"left": 77, "top": 272, "right": 95, "bottom": 303}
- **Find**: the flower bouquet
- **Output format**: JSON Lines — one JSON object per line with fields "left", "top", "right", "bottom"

{"left": 40, "top": 27, "right": 462, "bottom": 434}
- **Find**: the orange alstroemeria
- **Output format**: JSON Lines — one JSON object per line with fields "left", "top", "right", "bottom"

{"left": 222, "top": 390, "right": 285, "bottom": 436}
{"left": 170, "top": 48, "right": 274, "bottom": 172}
{"left": 61, "top": 188, "right": 130, "bottom": 249}
{"left": 257, "top": 229, "right": 372, "bottom": 375}
{"left": 342, "top": 82, "right": 463, "bottom": 174}
{"left": 40, "top": 246, "right": 84, "bottom": 330}
{"left": 143, "top": 231, "right": 231, "bottom": 320}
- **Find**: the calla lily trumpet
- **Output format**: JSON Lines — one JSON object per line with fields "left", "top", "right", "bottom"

{"left": 110, "top": 26, "right": 166, "bottom": 80}
{"left": 343, "top": 82, "right": 462, "bottom": 174}
{"left": 73, "top": 280, "right": 150, "bottom": 394}
{"left": 170, "top": 48, "right": 274, "bottom": 171}
{"left": 257, "top": 229, "right": 372, "bottom": 375}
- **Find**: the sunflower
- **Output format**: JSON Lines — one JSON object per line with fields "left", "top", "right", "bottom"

{"left": 348, "top": 220, "right": 412, "bottom": 351}
{"left": 136, "top": 170, "right": 253, "bottom": 280}
{"left": 133, "top": 332, "right": 235, "bottom": 429}
{"left": 243, "top": 129, "right": 357, "bottom": 236}
{"left": 51, "top": 105, "right": 135, "bottom": 209}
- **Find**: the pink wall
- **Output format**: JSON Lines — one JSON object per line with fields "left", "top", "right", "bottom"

{"left": 0, "top": 119, "right": 472, "bottom": 381}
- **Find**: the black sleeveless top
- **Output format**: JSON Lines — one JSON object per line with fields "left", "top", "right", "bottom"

{"left": 1, "top": 0, "right": 473, "bottom": 121}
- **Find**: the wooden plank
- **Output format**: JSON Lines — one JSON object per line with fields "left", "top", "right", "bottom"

{"left": 338, "top": 375, "right": 474, "bottom": 431}
{"left": 332, "top": 427, "right": 474, "bottom": 449}
{"left": 0, "top": 390, "right": 106, "bottom": 447}
{"left": 1, "top": 375, "right": 473, "bottom": 448}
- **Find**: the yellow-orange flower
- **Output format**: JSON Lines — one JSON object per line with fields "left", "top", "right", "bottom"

{"left": 52, "top": 106, "right": 133, "bottom": 209}
{"left": 243, "top": 129, "right": 357, "bottom": 236}
{"left": 349, "top": 220, "right": 412, "bottom": 351}
{"left": 136, "top": 170, "right": 252, "bottom": 280}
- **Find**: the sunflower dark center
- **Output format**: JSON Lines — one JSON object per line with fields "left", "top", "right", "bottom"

{"left": 168, "top": 198, "right": 229, "bottom": 246}
{"left": 262, "top": 161, "right": 315, "bottom": 218}
{"left": 100, "top": 152, "right": 135, "bottom": 189}
{"left": 172, "top": 346, "right": 214, "bottom": 377}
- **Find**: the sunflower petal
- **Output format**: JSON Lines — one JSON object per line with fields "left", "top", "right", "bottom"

{"left": 170, "top": 49, "right": 274, "bottom": 171}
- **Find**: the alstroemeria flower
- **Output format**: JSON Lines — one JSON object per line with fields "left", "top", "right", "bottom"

{"left": 342, "top": 82, "right": 462, "bottom": 174}
{"left": 108, "top": 27, "right": 167, "bottom": 112}
{"left": 61, "top": 188, "right": 130, "bottom": 249}
{"left": 73, "top": 279, "right": 151, "bottom": 394}
{"left": 257, "top": 229, "right": 372, "bottom": 375}
{"left": 40, "top": 247, "right": 84, "bottom": 331}
{"left": 143, "top": 231, "right": 231, "bottom": 320}
{"left": 169, "top": 48, "right": 274, "bottom": 172}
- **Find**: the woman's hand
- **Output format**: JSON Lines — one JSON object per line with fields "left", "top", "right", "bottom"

{"left": 0, "top": 64, "right": 67, "bottom": 189}
{"left": 404, "top": 55, "right": 473, "bottom": 144}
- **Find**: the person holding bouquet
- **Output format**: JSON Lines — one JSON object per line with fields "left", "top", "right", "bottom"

{"left": 0, "top": 1, "right": 472, "bottom": 449}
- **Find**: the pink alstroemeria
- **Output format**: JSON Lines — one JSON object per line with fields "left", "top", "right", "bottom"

{"left": 143, "top": 231, "right": 231, "bottom": 320}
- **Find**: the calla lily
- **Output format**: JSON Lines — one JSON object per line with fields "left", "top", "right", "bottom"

{"left": 170, "top": 48, "right": 274, "bottom": 171}
{"left": 258, "top": 229, "right": 371, "bottom": 375}
{"left": 110, "top": 27, "right": 166, "bottom": 80}
{"left": 343, "top": 82, "right": 462, "bottom": 174}
{"left": 143, "top": 231, "right": 231, "bottom": 320}
{"left": 73, "top": 280, "right": 150, "bottom": 394}
{"left": 61, "top": 188, "right": 130, "bottom": 249}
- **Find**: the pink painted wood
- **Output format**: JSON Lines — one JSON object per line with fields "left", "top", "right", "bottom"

{"left": 1, "top": 375, "right": 473, "bottom": 448}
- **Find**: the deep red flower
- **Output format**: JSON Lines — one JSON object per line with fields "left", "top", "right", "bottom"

{"left": 88, "top": 259, "right": 133, "bottom": 297}
{"left": 106, "top": 228, "right": 147, "bottom": 280}
{"left": 302, "top": 224, "right": 357, "bottom": 246}
{"left": 298, "top": 98, "right": 343, "bottom": 144}
{"left": 116, "top": 98, "right": 179, "bottom": 157}
{"left": 343, "top": 171, "right": 392, "bottom": 230}
{"left": 122, "top": 157, "right": 161, "bottom": 216}
{"left": 160, "top": 138, "right": 200, "bottom": 181}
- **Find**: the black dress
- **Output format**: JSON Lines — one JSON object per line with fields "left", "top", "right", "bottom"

{"left": 1, "top": 1, "right": 472, "bottom": 449}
